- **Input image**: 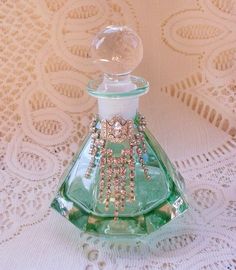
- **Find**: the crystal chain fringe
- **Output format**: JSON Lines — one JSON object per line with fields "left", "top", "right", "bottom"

{"left": 85, "top": 113, "right": 150, "bottom": 220}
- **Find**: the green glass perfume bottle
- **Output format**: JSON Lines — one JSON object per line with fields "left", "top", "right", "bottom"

{"left": 51, "top": 25, "right": 188, "bottom": 237}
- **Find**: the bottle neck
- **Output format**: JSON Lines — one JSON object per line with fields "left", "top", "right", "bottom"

{"left": 97, "top": 74, "right": 139, "bottom": 120}
{"left": 98, "top": 97, "right": 139, "bottom": 120}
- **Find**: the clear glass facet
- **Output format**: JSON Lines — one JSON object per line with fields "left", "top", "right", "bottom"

{"left": 91, "top": 25, "right": 143, "bottom": 76}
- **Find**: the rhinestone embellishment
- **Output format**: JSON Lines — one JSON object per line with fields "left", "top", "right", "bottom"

{"left": 101, "top": 116, "right": 133, "bottom": 143}
{"left": 85, "top": 113, "right": 150, "bottom": 220}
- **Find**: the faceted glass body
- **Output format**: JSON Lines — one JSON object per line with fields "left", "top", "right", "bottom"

{"left": 51, "top": 115, "right": 188, "bottom": 237}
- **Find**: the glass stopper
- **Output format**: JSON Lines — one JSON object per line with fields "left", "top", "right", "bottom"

{"left": 91, "top": 25, "right": 143, "bottom": 76}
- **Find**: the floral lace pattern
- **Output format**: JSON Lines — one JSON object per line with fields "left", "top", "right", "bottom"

{"left": 0, "top": 0, "right": 235, "bottom": 269}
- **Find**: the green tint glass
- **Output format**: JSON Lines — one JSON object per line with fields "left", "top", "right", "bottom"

{"left": 51, "top": 115, "right": 188, "bottom": 238}
{"left": 87, "top": 75, "right": 149, "bottom": 98}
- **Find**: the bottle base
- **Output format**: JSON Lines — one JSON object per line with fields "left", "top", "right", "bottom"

{"left": 51, "top": 181, "right": 188, "bottom": 238}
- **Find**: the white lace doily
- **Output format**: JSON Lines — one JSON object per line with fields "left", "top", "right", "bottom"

{"left": 0, "top": 0, "right": 235, "bottom": 269}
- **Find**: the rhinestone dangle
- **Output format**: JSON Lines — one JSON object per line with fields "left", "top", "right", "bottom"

{"left": 85, "top": 113, "right": 150, "bottom": 220}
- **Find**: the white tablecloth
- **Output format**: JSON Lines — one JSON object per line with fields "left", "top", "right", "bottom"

{"left": 0, "top": 0, "right": 235, "bottom": 269}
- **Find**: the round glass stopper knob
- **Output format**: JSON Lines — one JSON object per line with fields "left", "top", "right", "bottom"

{"left": 91, "top": 25, "right": 143, "bottom": 76}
